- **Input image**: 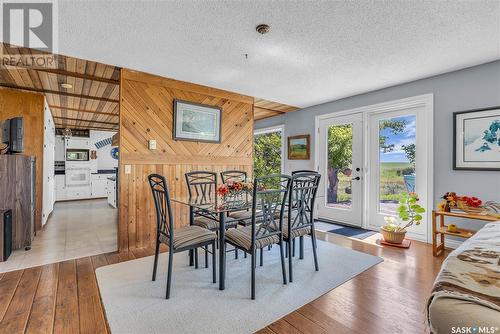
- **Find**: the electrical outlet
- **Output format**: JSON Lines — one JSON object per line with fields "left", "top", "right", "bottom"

{"left": 148, "top": 139, "right": 157, "bottom": 150}
{"left": 125, "top": 165, "right": 132, "bottom": 174}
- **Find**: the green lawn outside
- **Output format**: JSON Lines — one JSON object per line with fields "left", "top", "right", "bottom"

{"left": 333, "top": 162, "right": 414, "bottom": 203}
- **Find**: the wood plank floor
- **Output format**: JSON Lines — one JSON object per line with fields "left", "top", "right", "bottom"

{"left": 0, "top": 231, "right": 449, "bottom": 334}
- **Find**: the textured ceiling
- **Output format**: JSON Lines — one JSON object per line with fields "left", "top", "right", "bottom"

{"left": 54, "top": 0, "right": 500, "bottom": 108}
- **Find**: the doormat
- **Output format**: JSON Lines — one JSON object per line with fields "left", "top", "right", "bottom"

{"left": 322, "top": 221, "right": 377, "bottom": 240}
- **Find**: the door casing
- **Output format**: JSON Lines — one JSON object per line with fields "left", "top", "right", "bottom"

{"left": 314, "top": 94, "right": 434, "bottom": 242}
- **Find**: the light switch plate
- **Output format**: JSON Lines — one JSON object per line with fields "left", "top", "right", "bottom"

{"left": 125, "top": 165, "right": 132, "bottom": 174}
{"left": 148, "top": 139, "right": 157, "bottom": 150}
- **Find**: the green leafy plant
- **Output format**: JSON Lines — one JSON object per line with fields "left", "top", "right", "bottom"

{"left": 253, "top": 132, "right": 282, "bottom": 178}
{"left": 383, "top": 192, "right": 425, "bottom": 232}
{"left": 327, "top": 120, "right": 408, "bottom": 203}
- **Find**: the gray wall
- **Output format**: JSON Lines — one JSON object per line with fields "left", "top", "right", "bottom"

{"left": 256, "top": 60, "right": 500, "bottom": 231}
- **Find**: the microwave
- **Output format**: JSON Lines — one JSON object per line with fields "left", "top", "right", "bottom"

{"left": 66, "top": 149, "right": 89, "bottom": 161}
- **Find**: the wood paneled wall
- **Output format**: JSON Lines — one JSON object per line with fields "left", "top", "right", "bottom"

{"left": 0, "top": 88, "right": 45, "bottom": 231}
{"left": 119, "top": 69, "right": 254, "bottom": 251}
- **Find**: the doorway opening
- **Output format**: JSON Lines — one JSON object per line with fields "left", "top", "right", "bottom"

{"left": 0, "top": 47, "right": 120, "bottom": 273}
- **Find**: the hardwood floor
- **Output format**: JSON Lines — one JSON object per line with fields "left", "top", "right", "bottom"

{"left": 0, "top": 231, "right": 448, "bottom": 334}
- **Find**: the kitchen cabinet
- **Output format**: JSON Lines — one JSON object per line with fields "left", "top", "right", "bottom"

{"left": 91, "top": 174, "right": 112, "bottom": 198}
{"left": 107, "top": 178, "right": 117, "bottom": 208}
{"left": 55, "top": 175, "right": 67, "bottom": 201}
{"left": 54, "top": 136, "right": 65, "bottom": 161}
{"left": 65, "top": 137, "right": 91, "bottom": 149}
{"left": 66, "top": 186, "right": 91, "bottom": 200}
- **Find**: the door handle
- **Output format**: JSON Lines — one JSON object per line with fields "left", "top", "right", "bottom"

{"left": 352, "top": 176, "right": 361, "bottom": 180}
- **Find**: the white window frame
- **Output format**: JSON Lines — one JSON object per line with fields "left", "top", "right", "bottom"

{"left": 254, "top": 124, "right": 285, "bottom": 174}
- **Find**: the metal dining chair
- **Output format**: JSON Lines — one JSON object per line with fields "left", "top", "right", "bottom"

{"left": 148, "top": 174, "right": 217, "bottom": 299}
{"left": 220, "top": 170, "right": 247, "bottom": 184}
{"left": 220, "top": 170, "right": 251, "bottom": 259}
{"left": 224, "top": 174, "right": 291, "bottom": 299}
{"left": 284, "top": 172, "right": 321, "bottom": 282}
{"left": 220, "top": 170, "right": 255, "bottom": 227}
{"left": 185, "top": 171, "right": 238, "bottom": 264}
{"left": 291, "top": 170, "right": 319, "bottom": 175}
{"left": 284, "top": 170, "right": 319, "bottom": 257}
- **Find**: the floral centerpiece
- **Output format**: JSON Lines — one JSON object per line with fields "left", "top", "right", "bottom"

{"left": 217, "top": 180, "right": 253, "bottom": 203}
{"left": 438, "top": 192, "right": 484, "bottom": 213}
{"left": 381, "top": 192, "right": 425, "bottom": 244}
{"left": 438, "top": 192, "right": 458, "bottom": 212}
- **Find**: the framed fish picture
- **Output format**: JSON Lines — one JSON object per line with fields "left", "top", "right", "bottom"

{"left": 453, "top": 106, "right": 500, "bottom": 170}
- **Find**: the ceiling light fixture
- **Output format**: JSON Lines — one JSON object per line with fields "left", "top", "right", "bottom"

{"left": 60, "top": 83, "right": 73, "bottom": 89}
{"left": 256, "top": 24, "right": 270, "bottom": 35}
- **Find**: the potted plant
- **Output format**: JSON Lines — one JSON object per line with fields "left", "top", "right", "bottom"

{"left": 381, "top": 192, "right": 425, "bottom": 244}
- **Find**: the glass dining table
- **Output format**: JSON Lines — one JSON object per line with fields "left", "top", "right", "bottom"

{"left": 171, "top": 194, "right": 253, "bottom": 290}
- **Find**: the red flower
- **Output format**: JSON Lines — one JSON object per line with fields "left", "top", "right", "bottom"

{"left": 217, "top": 185, "right": 229, "bottom": 196}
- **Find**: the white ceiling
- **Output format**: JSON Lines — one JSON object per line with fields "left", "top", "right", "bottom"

{"left": 55, "top": 0, "right": 500, "bottom": 108}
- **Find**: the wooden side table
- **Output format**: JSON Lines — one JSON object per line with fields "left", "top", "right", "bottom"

{"left": 432, "top": 210, "right": 499, "bottom": 256}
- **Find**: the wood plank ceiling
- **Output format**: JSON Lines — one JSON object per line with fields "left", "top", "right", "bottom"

{"left": 0, "top": 43, "right": 297, "bottom": 128}
{"left": 254, "top": 98, "right": 299, "bottom": 120}
{"left": 0, "top": 43, "right": 120, "bottom": 131}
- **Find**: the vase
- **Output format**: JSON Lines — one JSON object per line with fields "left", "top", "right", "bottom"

{"left": 444, "top": 203, "right": 451, "bottom": 212}
{"left": 380, "top": 227, "right": 406, "bottom": 244}
{"left": 223, "top": 191, "right": 247, "bottom": 207}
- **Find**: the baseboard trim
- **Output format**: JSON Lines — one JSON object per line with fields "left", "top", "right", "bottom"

{"left": 443, "top": 237, "right": 463, "bottom": 250}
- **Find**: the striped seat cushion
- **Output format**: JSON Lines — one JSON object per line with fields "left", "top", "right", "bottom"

{"left": 225, "top": 226, "right": 280, "bottom": 251}
{"left": 229, "top": 210, "right": 264, "bottom": 226}
{"left": 282, "top": 224, "right": 311, "bottom": 239}
{"left": 160, "top": 226, "right": 216, "bottom": 249}
{"left": 193, "top": 216, "right": 237, "bottom": 230}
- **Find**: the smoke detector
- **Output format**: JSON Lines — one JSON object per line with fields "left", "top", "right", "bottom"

{"left": 256, "top": 24, "right": 270, "bottom": 35}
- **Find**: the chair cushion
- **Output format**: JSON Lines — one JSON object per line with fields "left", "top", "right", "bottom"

{"left": 225, "top": 226, "right": 280, "bottom": 251}
{"left": 283, "top": 224, "right": 311, "bottom": 239}
{"left": 229, "top": 210, "right": 265, "bottom": 227}
{"left": 160, "top": 226, "right": 216, "bottom": 250}
{"left": 229, "top": 210, "right": 258, "bottom": 220}
{"left": 193, "top": 216, "right": 237, "bottom": 230}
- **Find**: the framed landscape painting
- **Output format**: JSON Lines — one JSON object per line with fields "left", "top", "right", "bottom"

{"left": 173, "top": 99, "right": 222, "bottom": 143}
{"left": 453, "top": 106, "right": 500, "bottom": 171}
{"left": 288, "top": 134, "right": 310, "bottom": 160}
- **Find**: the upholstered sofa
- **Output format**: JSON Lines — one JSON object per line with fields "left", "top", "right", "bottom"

{"left": 427, "top": 222, "right": 500, "bottom": 333}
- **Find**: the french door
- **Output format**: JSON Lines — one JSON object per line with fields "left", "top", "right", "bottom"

{"left": 317, "top": 114, "right": 363, "bottom": 227}
{"left": 315, "top": 95, "right": 432, "bottom": 241}
{"left": 366, "top": 105, "right": 430, "bottom": 240}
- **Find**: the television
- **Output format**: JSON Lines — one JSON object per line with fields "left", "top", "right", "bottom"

{"left": 0, "top": 117, "right": 24, "bottom": 154}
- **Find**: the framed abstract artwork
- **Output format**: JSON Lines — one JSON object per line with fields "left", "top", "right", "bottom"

{"left": 173, "top": 99, "right": 222, "bottom": 143}
{"left": 288, "top": 134, "right": 311, "bottom": 160}
{"left": 453, "top": 106, "right": 500, "bottom": 171}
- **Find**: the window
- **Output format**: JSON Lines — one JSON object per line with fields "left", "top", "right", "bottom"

{"left": 253, "top": 125, "right": 284, "bottom": 178}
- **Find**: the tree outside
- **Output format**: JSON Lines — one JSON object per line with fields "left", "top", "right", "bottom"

{"left": 327, "top": 116, "right": 416, "bottom": 212}
{"left": 253, "top": 131, "right": 282, "bottom": 179}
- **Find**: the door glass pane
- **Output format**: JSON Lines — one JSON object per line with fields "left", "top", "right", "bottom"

{"left": 254, "top": 130, "right": 282, "bottom": 178}
{"left": 327, "top": 124, "right": 353, "bottom": 209}
{"left": 378, "top": 115, "right": 416, "bottom": 215}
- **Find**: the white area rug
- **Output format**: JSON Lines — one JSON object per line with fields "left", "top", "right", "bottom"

{"left": 96, "top": 238, "right": 382, "bottom": 334}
